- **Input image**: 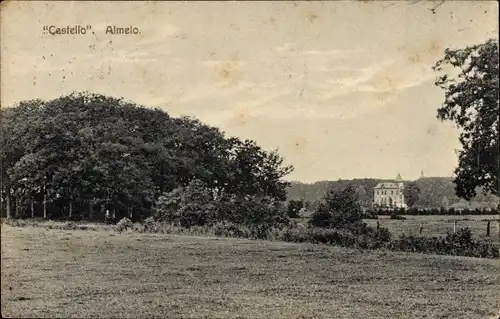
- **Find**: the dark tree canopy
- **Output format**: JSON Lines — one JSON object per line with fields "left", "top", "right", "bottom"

{"left": 433, "top": 39, "right": 499, "bottom": 200}
{"left": 286, "top": 199, "right": 304, "bottom": 218}
{"left": 0, "top": 92, "right": 293, "bottom": 221}
{"left": 403, "top": 182, "right": 421, "bottom": 208}
{"left": 309, "top": 184, "right": 364, "bottom": 230}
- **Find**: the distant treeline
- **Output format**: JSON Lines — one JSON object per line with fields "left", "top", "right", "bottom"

{"left": 287, "top": 178, "right": 499, "bottom": 210}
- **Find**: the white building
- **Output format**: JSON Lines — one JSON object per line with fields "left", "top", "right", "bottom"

{"left": 373, "top": 174, "right": 407, "bottom": 209}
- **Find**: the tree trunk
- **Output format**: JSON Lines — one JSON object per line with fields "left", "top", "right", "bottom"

{"left": 31, "top": 199, "right": 35, "bottom": 218}
{"left": 43, "top": 194, "right": 47, "bottom": 219}
{"left": 6, "top": 195, "right": 11, "bottom": 219}
{"left": 100, "top": 204, "right": 105, "bottom": 222}
{"left": 128, "top": 206, "right": 132, "bottom": 220}
{"left": 69, "top": 193, "right": 73, "bottom": 219}
{"left": 15, "top": 197, "right": 20, "bottom": 218}
{"left": 89, "top": 202, "right": 94, "bottom": 221}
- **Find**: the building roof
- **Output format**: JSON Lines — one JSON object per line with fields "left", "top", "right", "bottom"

{"left": 374, "top": 182, "right": 400, "bottom": 189}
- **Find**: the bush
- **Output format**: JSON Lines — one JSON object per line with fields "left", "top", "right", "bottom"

{"left": 363, "top": 210, "right": 378, "bottom": 219}
{"left": 309, "top": 184, "right": 366, "bottom": 233}
{"left": 62, "top": 221, "right": 78, "bottom": 230}
{"left": 132, "top": 223, "right": 145, "bottom": 233}
{"left": 154, "top": 180, "right": 216, "bottom": 227}
{"left": 286, "top": 200, "right": 304, "bottom": 218}
{"left": 143, "top": 216, "right": 159, "bottom": 232}
{"left": 375, "top": 226, "right": 392, "bottom": 242}
{"left": 308, "top": 210, "right": 332, "bottom": 228}
{"left": 216, "top": 193, "right": 289, "bottom": 230}
{"left": 389, "top": 227, "right": 499, "bottom": 258}
{"left": 154, "top": 179, "right": 290, "bottom": 232}
{"left": 115, "top": 217, "right": 133, "bottom": 231}
{"left": 212, "top": 221, "right": 245, "bottom": 238}
{"left": 390, "top": 212, "right": 406, "bottom": 220}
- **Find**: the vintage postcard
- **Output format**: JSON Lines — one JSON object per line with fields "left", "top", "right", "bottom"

{"left": 1, "top": 1, "right": 498, "bottom": 318}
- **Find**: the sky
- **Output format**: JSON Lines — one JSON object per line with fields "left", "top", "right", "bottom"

{"left": 1, "top": 1, "right": 498, "bottom": 183}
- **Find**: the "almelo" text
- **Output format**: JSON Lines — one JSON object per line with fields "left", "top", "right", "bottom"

{"left": 105, "top": 26, "right": 140, "bottom": 35}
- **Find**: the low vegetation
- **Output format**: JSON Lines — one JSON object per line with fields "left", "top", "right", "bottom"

{"left": 368, "top": 207, "right": 500, "bottom": 216}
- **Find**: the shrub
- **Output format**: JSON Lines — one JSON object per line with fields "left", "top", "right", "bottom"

{"left": 281, "top": 223, "right": 310, "bottom": 243}
{"left": 389, "top": 227, "right": 499, "bottom": 258}
{"left": 363, "top": 210, "right": 378, "bottom": 219}
{"left": 154, "top": 179, "right": 216, "bottom": 227}
{"left": 115, "top": 217, "right": 133, "bottom": 231}
{"left": 212, "top": 221, "right": 245, "bottom": 238}
{"left": 390, "top": 212, "right": 406, "bottom": 220}
{"left": 62, "top": 221, "right": 78, "bottom": 230}
{"left": 309, "top": 184, "right": 364, "bottom": 229}
{"left": 216, "top": 193, "right": 289, "bottom": 229}
{"left": 132, "top": 223, "right": 145, "bottom": 233}
{"left": 143, "top": 216, "right": 159, "bottom": 232}
{"left": 308, "top": 210, "right": 332, "bottom": 228}
{"left": 153, "top": 179, "right": 290, "bottom": 231}
{"left": 375, "top": 226, "right": 392, "bottom": 242}
{"left": 286, "top": 200, "right": 304, "bottom": 218}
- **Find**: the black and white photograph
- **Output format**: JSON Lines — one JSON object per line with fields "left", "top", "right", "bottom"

{"left": 1, "top": 1, "right": 499, "bottom": 318}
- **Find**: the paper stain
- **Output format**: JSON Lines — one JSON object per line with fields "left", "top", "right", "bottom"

{"left": 215, "top": 54, "right": 241, "bottom": 86}
{"left": 305, "top": 11, "right": 320, "bottom": 24}
{"left": 292, "top": 137, "right": 308, "bottom": 153}
{"left": 372, "top": 75, "right": 398, "bottom": 101}
{"left": 231, "top": 106, "right": 251, "bottom": 126}
{"left": 404, "top": 40, "right": 444, "bottom": 65}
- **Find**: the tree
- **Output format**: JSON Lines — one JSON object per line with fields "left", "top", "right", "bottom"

{"left": 286, "top": 199, "right": 304, "bottom": 218}
{"left": 2, "top": 92, "right": 294, "bottom": 221}
{"left": 433, "top": 39, "right": 499, "bottom": 203}
{"left": 404, "top": 182, "right": 421, "bottom": 208}
{"left": 309, "top": 184, "right": 365, "bottom": 231}
{"left": 224, "top": 138, "right": 293, "bottom": 201}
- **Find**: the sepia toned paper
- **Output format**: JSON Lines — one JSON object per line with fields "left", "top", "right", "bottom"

{"left": 1, "top": 1, "right": 498, "bottom": 318}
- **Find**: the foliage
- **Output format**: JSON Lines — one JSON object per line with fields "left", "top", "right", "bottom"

{"left": 143, "top": 216, "right": 159, "bottom": 233}
{"left": 154, "top": 179, "right": 216, "bottom": 227}
{"left": 390, "top": 211, "right": 406, "bottom": 220}
{"left": 403, "top": 182, "right": 420, "bottom": 208}
{"left": 286, "top": 199, "right": 304, "bottom": 218}
{"left": 433, "top": 39, "right": 499, "bottom": 201}
{"left": 0, "top": 92, "right": 293, "bottom": 221}
{"left": 365, "top": 206, "right": 498, "bottom": 216}
{"left": 216, "top": 193, "right": 289, "bottom": 232}
{"left": 115, "top": 217, "right": 133, "bottom": 231}
{"left": 154, "top": 179, "right": 290, "bottom": 231}
{"left": 391, "top": 228, "right": 498, "bottom": 258}
{"left": 309, "top": 184, "right": 366, "bottom": 232}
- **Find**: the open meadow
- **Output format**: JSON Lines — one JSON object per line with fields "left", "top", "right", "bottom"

{"left": 1, "top": 224, "right": 499, "bottom": 318}
{"left": 295, "top": 214, "right": 499, "bottom": 240}
{"left": 364, "top": 215, "right": 500, "bottom": 239}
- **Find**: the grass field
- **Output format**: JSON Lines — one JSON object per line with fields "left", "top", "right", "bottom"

{"left": 294, "top": 214, "right": 499, "bottom": 239}
{"left": 365, "top": 215, "right": 499, "bottom": 239}
{"left": 1, "top": 224, "right": 499, "bottom": 318}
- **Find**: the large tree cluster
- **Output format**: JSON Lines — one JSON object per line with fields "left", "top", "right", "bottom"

{"left": 0, "top": 92, "right": 293, "bottom": 221}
